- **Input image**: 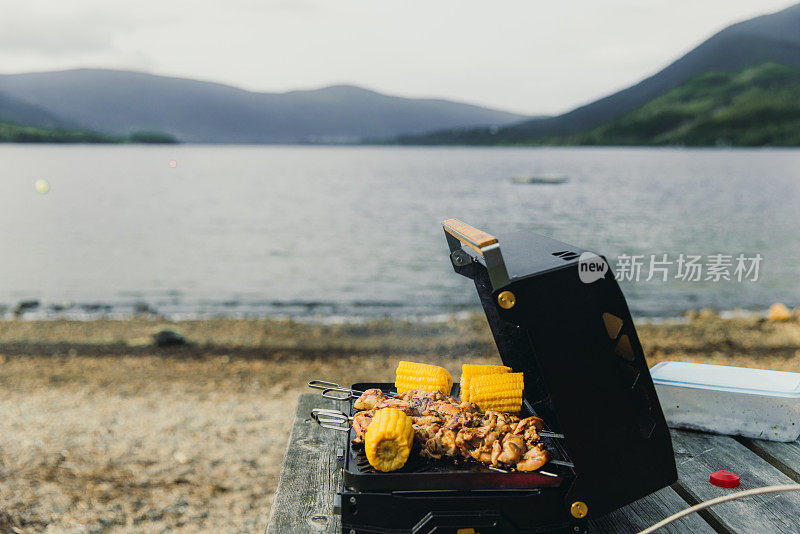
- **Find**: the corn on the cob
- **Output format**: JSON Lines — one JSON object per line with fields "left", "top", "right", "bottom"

{"left": 468, "top": 372, "right": 524, "bottom": 413}
{"left": 459, "top": 364, "right": 511, "bottom": 402}
{"left": 395, "top": 361, "right": 453, "bottom": 395}
{"left": 364, "top": 407, "right": 415, "bottom": 472}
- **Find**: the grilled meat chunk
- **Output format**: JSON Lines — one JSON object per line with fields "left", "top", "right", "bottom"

{"left": 412, "top": 414, "right": 444, "bottom": 443}
{"left": 513, "top": 416, "right": 544, "bottom": 442}
{"left": 352, "top": 411, "right": 373, "bottom": 444}
{"left": 516, "top": 444, "right": 549, "bottom": 471}
{"left": 354, "top": 389, "right": 388, "bottom": 411}
{"left": 423, "top": 427, "right": 458, "bottom": 459}
{"left": 496, "top": 433, "right": 526, "bottom": 466}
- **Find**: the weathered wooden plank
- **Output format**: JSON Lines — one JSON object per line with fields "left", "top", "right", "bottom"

{"left": 267, "top": 394, "right": 344, "bottom": 534}
{"left": 741, "top": 438, "right": 800, "bottom": 483}
{"left": 671, "top": 429, "right": 800, "bottom": 533}
{"left": 589, "top": 486, "right": 715, "bottom": 533}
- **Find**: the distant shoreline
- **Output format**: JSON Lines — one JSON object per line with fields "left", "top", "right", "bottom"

{"left": 3, "top": 141, "right": 800, "bottom": 148}
{"left": 0, "top": 311, "right": 797, "bottom": 367}
{"left": 0, "top": 121, "right": 178, "bottom": 144}
{"left": 0, "top": 299, "right": 785, "bottom": 324}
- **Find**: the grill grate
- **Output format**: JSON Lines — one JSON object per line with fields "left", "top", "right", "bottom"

{"left": 341, "top": 383, "right": 575, "bottom": 491}
{"left": 350, "top": 435, "right": 569, "bottom": 475}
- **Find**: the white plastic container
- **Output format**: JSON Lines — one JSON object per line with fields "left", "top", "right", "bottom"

{"left": 650, "top": 361, "right": 800, "bottom": 442}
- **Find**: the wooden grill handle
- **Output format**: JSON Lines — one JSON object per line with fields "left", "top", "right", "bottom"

{"left": 441, "top": 218, "right": 498, "bottom": 255}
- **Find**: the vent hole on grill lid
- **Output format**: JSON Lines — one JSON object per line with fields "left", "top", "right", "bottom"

{"left": 552, "top": 251, "right": 580, "bottom": 261}
{"left": 603, "top": 312, "right": 623, "bottom": 339}
{"left": 615, "top": 334, "right": 635, "bottom": 361}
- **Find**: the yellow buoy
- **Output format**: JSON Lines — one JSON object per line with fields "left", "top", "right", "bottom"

{"left": 34, "top": 179, "right": 50, "bottom": 194}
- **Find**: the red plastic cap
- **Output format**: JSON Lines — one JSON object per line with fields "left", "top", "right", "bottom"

{"left": 710, "top": 470, "right": 740, "bottom": 488}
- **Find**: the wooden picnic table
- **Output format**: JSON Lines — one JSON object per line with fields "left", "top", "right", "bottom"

{"left": 267, "top": 394, "right": 800, "bottom": 533}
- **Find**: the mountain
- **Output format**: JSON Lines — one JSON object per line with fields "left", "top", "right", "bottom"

{"left": 0, "top": 70, "right": 526, "bottom": 143}
{"left": 395, "top": 2, "right": 800, "bottom": 145}
{"left": 559, "top": 63, "right": 800, "bottom": 146}
{"left": 0, "top": 90, "right": 74, "bottom": 129}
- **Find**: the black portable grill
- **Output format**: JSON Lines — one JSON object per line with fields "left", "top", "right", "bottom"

{"left": 309, "top": 219, "right": 677, "bottom": 534}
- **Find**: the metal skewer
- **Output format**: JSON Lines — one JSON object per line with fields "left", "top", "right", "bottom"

{"left": 308, "top": 381, "right": 564, "bottom": 439}
{"left": 310, "top": 407, "right": 572, "bottom": 477}
{"left": 310, "top": 408, "right": 562, "bottom": 443}
{"left": 307, "top": 380, "right": 397, "bottom": 400}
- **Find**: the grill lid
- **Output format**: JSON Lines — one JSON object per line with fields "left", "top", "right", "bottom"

{"left": 442, "top": 219, "right": 678, "bottom": 516}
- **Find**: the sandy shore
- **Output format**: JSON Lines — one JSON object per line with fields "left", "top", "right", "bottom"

{"left": 1, "top": 313, "right": 799, "bottom": 532}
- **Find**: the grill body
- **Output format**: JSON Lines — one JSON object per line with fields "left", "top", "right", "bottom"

{"left": 339, "top": 383, "right": 580, "bottom": 534}
{"left": 337, "top": 488, "right": 584, "bottom": 534}
{"left": 334, "top": 221, "right": 677, "bottom": 534}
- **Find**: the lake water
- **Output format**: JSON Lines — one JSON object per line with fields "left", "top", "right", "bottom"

{"left": 0, "top": 145, "right": 798, "bottom": 320}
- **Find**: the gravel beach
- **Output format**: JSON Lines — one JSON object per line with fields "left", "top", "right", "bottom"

{"left": 1, "top": 313, "right": 798, "bottom": 532}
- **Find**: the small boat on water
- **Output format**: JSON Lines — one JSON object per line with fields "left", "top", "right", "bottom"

{"left": 512, "top": 174, "right": 568, "bottom": 184}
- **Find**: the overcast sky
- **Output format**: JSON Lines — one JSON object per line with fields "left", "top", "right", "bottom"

{"left": 0, "top": 0, "right": 795, "bottom": 115}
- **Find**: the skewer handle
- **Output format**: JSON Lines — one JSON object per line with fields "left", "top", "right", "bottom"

{"left": 308, "top": 380, "right": 349, "bottom": 391}
{"left": 322, "top": 387, "right": 356, "bottom": 401}
{"left": 307, "top": 380, "right": 364, "bottom": 400}
{"left": 310, "top": 407, "right": 352, "bottom": 432}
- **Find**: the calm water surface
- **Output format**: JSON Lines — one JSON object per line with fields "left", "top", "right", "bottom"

{"left": 0, "top": 145, "right": 797, "bottom": 320}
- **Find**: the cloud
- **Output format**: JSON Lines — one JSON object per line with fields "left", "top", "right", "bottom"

{"left": 0, "top": 0, "right": 166, "bottom": 58}
{"left": 0, "top": 6, "right": 129, "bottom": 56}
{"left": 0, "top": 0, "right": 794, "bottom": 114}
{"left": 0, "top": 2, "right": 163, "bottom": 73}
